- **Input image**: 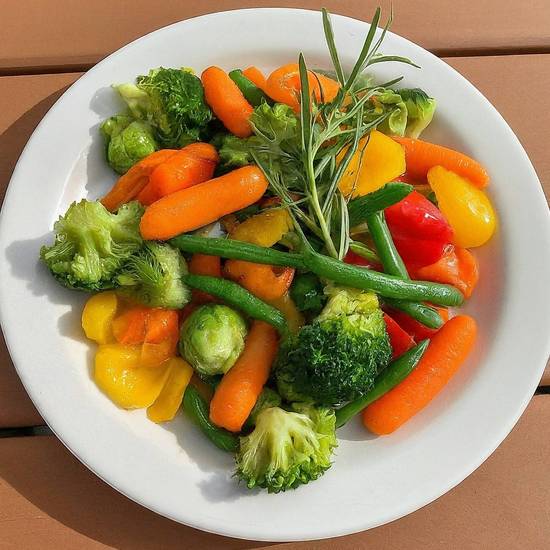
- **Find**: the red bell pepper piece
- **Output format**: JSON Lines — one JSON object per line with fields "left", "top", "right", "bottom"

{"left": 385, "top": 191, "right": 453, "bottom": 268}
{"left": 387, "top": 307, "right": 449, "bottom": 341}
{"left": 383, "top": 313, "right": 415, "bottom": 359}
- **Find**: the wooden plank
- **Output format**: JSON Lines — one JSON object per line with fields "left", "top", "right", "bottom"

{"left": 0, "top": 55, "right": 549, "bottom": 427}
{"left": 2, "top": 0, "right": 550, "bottom": 73}
{"left": 0, "top": 395, "right": 548, "bottom": 548}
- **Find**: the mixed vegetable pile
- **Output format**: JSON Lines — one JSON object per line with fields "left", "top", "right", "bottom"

{"left": 40, "top": 8, "right": 496, "bottom": 493}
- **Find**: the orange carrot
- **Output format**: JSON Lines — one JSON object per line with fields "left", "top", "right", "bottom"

{"left": 112, "top": 306, "right": 150, "bottom": 345}
{"left": 393, "top": 137, "right": 489, "bottom": 188}
{"left": 101, "top": 149, "right": 178, "bottom": 211}
{"left": 135, "top": 182, "right": 161, "bottom": 206}
{"left": 410, "top": 247, "right": 479, "bottom": 299}
{"left": 139, "top": 166, "right": 268, "bottom": 240}
{"left": 209, "top": 321, "right": 278, "bottom": 432}
{"left": 201, "top": 66, "right": 254, "bottom": 138}
{"left": 189, "top": 253, "right": 222, "bottom": 303}
{"left": 149, "top": 142, "right": 219, "bottom": 198}
{"left": 144, "top": 309, "right": 179, "bottom": 344}
{"left": 243, "top": 66, "right": 269, "bottom": 93}
{"left": 362, "top": 315, "right": 477, "bottom": 435}
{"left": 265, "top": 63, "right": 340, "bottom": 112}
{"left": 224, "top": 260, "right": 295, "bottom": 301}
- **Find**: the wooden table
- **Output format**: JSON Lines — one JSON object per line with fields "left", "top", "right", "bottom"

{"left": 1, "top": 1, "right": 549, "bottom": 547}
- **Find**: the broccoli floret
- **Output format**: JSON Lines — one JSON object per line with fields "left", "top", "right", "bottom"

{"left": 244, "top": 387, "right": 282, "bottom": 429}
{"left": 289, "top": 272, "right": 327, "bottom": 316}
{"left": 275, "top": 286, "right": 391, "bottom": 406}
{"left": 40, "top": 200, "right": 143, "bottom": 291}
{"left": 116, "top": 242, "right": 190, "bottom": 309}
{"left": 100, "top": 116, "right": 158, "bottom": 174}
{"left": 236, "top": 403, "right": 337, "bottom": 493}
{"left": 115, "top": 68, "right": 212, "bottom": 147}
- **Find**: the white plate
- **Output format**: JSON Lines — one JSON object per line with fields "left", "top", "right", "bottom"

{"left": 1, "top": 8, "right": 549, "bottom": 543}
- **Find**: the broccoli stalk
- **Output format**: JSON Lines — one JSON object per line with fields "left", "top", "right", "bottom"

{"left": 236, "top": 403, "right": 337, "bottom": 493}
{"left": 116, "top": 242, "right": 190, "bottom": 309}
{"left": 40, "top": 200, "right": 143, "bottom": 291}
{"left": 275, "top": 285, "right": 391, "bottom": 406}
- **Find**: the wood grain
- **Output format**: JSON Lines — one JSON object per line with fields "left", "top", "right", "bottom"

{"left": 0, "top": 395, "right": 548, "bottom": 549}
{"left": 2, "top": 0, "right": 550, "bottom": 73}
{"left": 1, "top": 54, "right": 549, "bottom": 428}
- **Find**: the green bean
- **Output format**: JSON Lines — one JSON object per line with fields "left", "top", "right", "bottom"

{"left": 228, "top": 69, "right": 270, "bottom": 106}
{"left": 304, "top": 250, "right": 464, "bottom": 306}
{"left": 348, "top": 182, "right": 413, "bottom": 227}
{"left": 171, "top": 235, "right": 306, "bottom": 269}
{"left": 183, "top": 386, "right": 239, "bottom": 452}
{"left": 183, "top": 274, "right": 288, "bottom": 335}
{"left": 366, "top": 211, "right": 444, "bottom": 328}
{"left": 348, "top": 240, "right": 379, "bottom": 263}
{"left": 335, "top": 340, "right": 429, "bottom": 428}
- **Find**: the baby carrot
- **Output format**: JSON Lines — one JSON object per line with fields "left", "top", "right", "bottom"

{"left": 362, "top": 315, "right": 477, "bottom": 434}
{"left": 101, "top": 149, "right": 178, "bottom": 211}
{"left": 189, "top": 253, "right": 222, "bottom": 303}
{"left": 201, "top": 66, "right": 254, "bottom": 138}
{"left": 139, "top": 166, "right": 268, "bottom": 240}
{"left": 243, "top": 66, "right": 269, "bottom": 92}
{"left": 135, "top": 182, "right": 161, "bottom": 206}
{"left": 393, "top": 137, "right": 489, "bottom": 188}
{"left": 209, "top": 321, "right": 278, "bottom": 432}
{"left": 149, "top": 142, "right": 219, "bottom": 198}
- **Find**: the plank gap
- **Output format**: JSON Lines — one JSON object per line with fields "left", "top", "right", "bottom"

{"left": 0, "top": 425, "right": 53, "bottom": 439}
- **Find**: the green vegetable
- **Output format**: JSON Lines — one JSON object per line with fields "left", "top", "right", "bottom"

{"left": 115, "top": 68, "right": 212, "bottom": 147}
{"left": 275, "top": 285, "right": 391, "bottom": 406}
{"left": 244, "top": 387, "right": 282, "bottom": 429}
{"left": 235, "top": 403, "right": 337, "bottom": 493}
{"left": 399, "top": 88, "right": 436, "bottom": 138}
{"left": 228, "top": 69, "right": 270, "bottom": 106}
{"left": 40, "top": 200, "right": 143, "bottom": 291}
{"left": 116, "top": 242, "right": 190, "bottom": 309}
{"left": 348, "top": 182, "right": 413, "bottom": 227}
{"left": 180, "top": 304, "right": 247, "bottom": 376}
{"left": 368, "top": 89, "right": 408, "bottom": 136}
{"left": 183, "top": 274, "right": 288, "bottom": 335}
{"left": 171, "top": 235, "right": 465, "bottom": 307}
{"left": 289, "top": 272, "right": 327, "bottom": 316}
{"left": 335, "top": 340, "right": 429, "bottom": 427}
{"left": 100, "top": 116, "right": 157, "bottom": 174}
{"left": 183, "top": 385, "right": 238, "bottom": 452}
{"left": 365, "top": 211, "right": 444, "bottom": 328}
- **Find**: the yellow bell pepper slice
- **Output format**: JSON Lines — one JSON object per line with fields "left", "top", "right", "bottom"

{"left": 338, "top": 130, "right": 406, "bottom": 198}
{"left": 147, "top": 357, "right": 194, "bottom": 423}
{"left": 230, "top": 208, "right": 292, "bottom": 247}
{"left": 94, "top": 344, "right": 171, "bottom": 409}
{"left": 81, "top": 292, "right": 118, "bottom": 344}
{"left": 428, "top": 165, "right": 496, "bottom": 248}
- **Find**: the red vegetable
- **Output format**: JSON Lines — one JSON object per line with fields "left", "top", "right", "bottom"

{"left": 387, "top": 307, "right": 449, "bottom": 341}
{"left": 385, "top": 191, "right": 453, "bottom": 268}
{"left": 383, "top": 313, "right": 415, "bottom": 359}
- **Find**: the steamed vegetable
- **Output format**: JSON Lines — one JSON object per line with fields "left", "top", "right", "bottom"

{"left": 116, "top": 67, "right": 212, "bottom": 147}
{"left": 180, "top": 304, "right": 247, "bottom": 376}
{"left": 210, "top": 321, "right": 279, "bottom": 432}
{"left": 399, "top": 88, "right": 436, "bottom": 138}
{"left": 201, "top": 66, "right": 254, "bottom": 137}
{"left": 116, "top": 242, "right": 190, "bottom": 309}
{"left": 383, "top": 312, "right": 415, "bottom": 359}
{"left": 101, "top": 115, "right": 158, "bottom": 174}
{"left": 229, "top": 69, "right": 270, "bottom": 107}
{"left": 236, "top": 403, "right": 337, "bottom": 493}
{"left": 289, "top": 272, "right": 327, "bottom": 316}
{"left": 363, "top": 315, "right": 477, "bottom": 434}
{"left": 275, "top": 286, "right": 391, "bottom": 406}
{"left": 81, "top": 291, "right": 118, "bottom": 344}
{"left": 40, "top": 200, "right": 143, "bottom": 291}
{"left": 139, "top": 166, "right": 269, "bottom": 240}
{"left": 393, "top": 136, "right": 490, "bottom": 188}
{"left": 427, "top": 165, "right": 496, "bottom": 247}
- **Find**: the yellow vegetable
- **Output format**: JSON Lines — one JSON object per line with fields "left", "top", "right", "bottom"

{"left": 267, "top": 293, "right": 304, "bottom": 334}
{"left": 230, "top": 208, "right": 292, "bottom": 247}
{"left": 94, "top": 344, "right": 171, "bottom": 409}
{"left": 428, "top": 165, "right": 496, "bottom": 248}
{"left": 338, "top": 130, "right": 406, "bottom": 197}
{"left": 147, "top": 357, "right": 194, "bottom": 422}
{"left": 81, "top": 292, "right": 118, "bottom": 344}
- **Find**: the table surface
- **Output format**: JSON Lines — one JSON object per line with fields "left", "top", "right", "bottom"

{"left": 1, "top": 1, "right": 549, "bottom": 548}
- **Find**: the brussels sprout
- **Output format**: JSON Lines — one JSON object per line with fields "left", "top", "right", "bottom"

{"left": 101, "top": 116, "right": 158, "bottom": 174}
{"left": 180, "top": 304, "right": 247, "bottom": 376}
